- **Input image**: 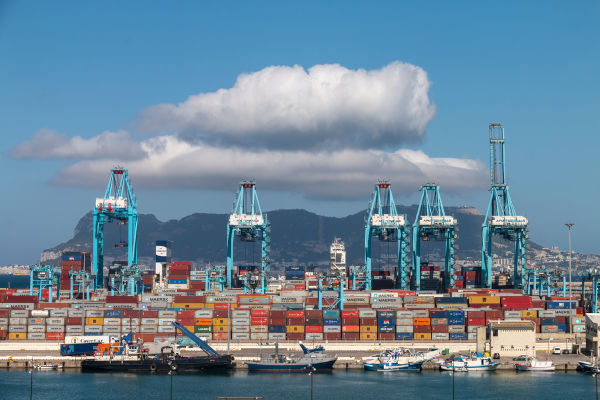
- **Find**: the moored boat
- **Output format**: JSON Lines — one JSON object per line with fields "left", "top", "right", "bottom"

{"left": 515, "top": 357, "right": 555, "bottom": 372}
{"left": 363, "top": 347, "right": 439, "bottom": 372}
{"left": 439, "top": 353, "right": 499, "bottom": 372}
{"left": 246, "top": 341, "right": 337, "bottom": 372}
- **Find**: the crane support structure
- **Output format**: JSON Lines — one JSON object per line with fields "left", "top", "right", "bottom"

{"left": 226, "top": 181, "right": 271, "bottom": 293}
{"left": 481, "top": 124, "right": 528, "bottom": 289}
{"left": 92, "top": 167, "right": 139, "bottom": 289}
{"left": 30, "top": 265, "right": 60, "bottom": 302}
{"left": 364, "top": 180, "right": 410, "bottom": 290}
{"left": 412, "top": 184, "right": 457, "bottom": 291}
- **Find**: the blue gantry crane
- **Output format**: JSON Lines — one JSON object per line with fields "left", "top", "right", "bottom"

{"left": 226, "top": 181, "right": 271, "bottom": 293}
{"left": 69, "top": 269, "right": 92, "bottom": 300}
{"left": 412, "top": 184, "right": 457, "bottom": 291}
{"left": 363, "top": 180, "right": 410, "bottom": 290}
{"left": 92, "top": 167, "right": 139, "bottom": 290}
{"left": 29, "top": 265, "right": 60, "bottom": 302}
{"left": 205, "top": 264, "right": 227, "bottom": 292}
{"left": 481, "top": 124, "right": 528, "bottom": 289}
{"left": 583, "top": 268, "right": 600, "bottom": 313}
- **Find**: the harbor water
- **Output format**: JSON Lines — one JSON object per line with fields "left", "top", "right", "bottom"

{"left": 0, "top": 369, "right": 596, "bottom": 399}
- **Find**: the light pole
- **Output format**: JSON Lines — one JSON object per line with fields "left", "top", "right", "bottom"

{"left": 565, "top": 223, "right": 574, "bottom": 330}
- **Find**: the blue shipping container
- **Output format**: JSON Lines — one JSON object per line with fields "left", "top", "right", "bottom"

{"left": 377, "top": 310, "right": 395, "bottom": 318}
{"left": 546, "top": 301, "right": 577, "bottom": 309}
{"left": 395, "top": 332, "right": 413, "bottom": 340}
{"left": 557, "top": 323, "right": 567, "bottom": 332}
{"left": 435, "top": 297, "right": 467, "bottom": 304}
{"left": 104, "top": 310, "right": 123, "bottom": 318}
{"left": 430, "top": 310, "right": 448, "bottom": 318}
{"left": 448, "top": 317, "right": 465, "bottom": 325}
{"left": 378, "top": 318, "right": 395, "bottom": 326}
{"left": 541, "top": 317, "right": 557, "bottom": 325}
{"left": 448, "top": 310, "right": 465, "bottom": 318}
{"left": 323, "top": 318, "right": 341, "bottom": 326}
{"left": 323, "top": 310, "right": 340, "bottom": 318}
{"left": 168, "top": 279, "right": 187, "bottom": 284}
{"left": 378, "top": 325, "right": 395, "bottom": 333}
{"left": 449, "top": 332, "right": 467, "bottom": 340}
{"left": 268, "top": 325, "right": 286, "bottom": 333}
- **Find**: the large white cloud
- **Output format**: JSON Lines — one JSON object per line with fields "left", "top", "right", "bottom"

{"left": 53, "top": 135, "right": 486, "bottom": 200}
{"left": 135, "top": 62, "right": 436, "bottom": 150}
{"left": 11, "top": 129, "right": 146, "bottom": 160}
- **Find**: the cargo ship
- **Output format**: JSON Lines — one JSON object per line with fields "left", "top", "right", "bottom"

{"left": 81, "top": 322, "right": 235, "bottom": 373}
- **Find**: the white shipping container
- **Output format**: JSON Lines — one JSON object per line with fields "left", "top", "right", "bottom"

{"left": 47, "top": 325, "right": 65, "bottom": 333}
{"left": 27, "top": 325, "right": 46, "bottom": 333}
{"left": 9, "top": 325, "right": 27, "bottom": 332}
{"left": 66, "top": 326, "right": 84, "bottom": 333}
{"left": 50, "top": 309, "right": 68, "bottom": 317}
{"left": 268, "top": 332, "right": 286, "bottom": 340}
{"left": 232, "top": 310, "right": 250, "bottom": 318}
{"left": 28, "top": 318, "right": 46, "bottom": 325}
{"left": 10, "top": 310, "right": 29, "bottom": 318}
{"left": 232, "top": 318, "right": 250, "bottom": 326}
{"left": 195, "top": 310, "right": 213, "bottom": 318}
{"left": 9, "top": 318, "right": 28, "bottom": 325}
{"left": 231, "top": 333, "right": 250, "bottom": 340}
{"left": 158, "top": 325, "right": 175, "bottom": 333}
{"left": 68, "top": 309, "right": 84, "bottom": 317}
{"left": 141, "top": 325, "right": 158, "bottom": 333}
{"left": 84, "top": 325, "right": 102, "bottom": 333}
{"left": 323, "top": 326, "right": 341, "bottom": 333}
{"left": 305, "top": 333, "right": 323, "bottom": 340}
{"left": 47, "top": 317, "right": 65, "bottom": 325}
{"left": 395, "top": 325, "right": 413, "bottom": 333}
{"left": 141, "top": 318, "right": 158, "bottom": 325}
{"left": 232, "top": 326, "right": 250, "bottom": 333}
{"left": 27, "top": 333, "right": 45, "bottom": 340}
{"left": 250, "top": 326, "right": 268, "bottom": 333}
{"left": 250, "top": 333, "right": 268, "bottom": 340}
{"left": 30, "top": 310, "right": 49, "bottom": 317}
{"left": 158, "top": 318, "right": 175, "bottom": 326}
{"left": 103, "top": 318, "right": 122, "bottom": 326}
{"left": 86, "top": 310, "right": 104, "bottom": 318}
{"left": 103, "top": 326, "right": 121, "bottom": 334}
{"left": 158, "top": 310, "right": 177, "bottom": 318}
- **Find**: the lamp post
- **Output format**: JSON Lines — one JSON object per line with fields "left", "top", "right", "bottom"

{"left": 565, "top": 223, "right": 574, "bottom": 327}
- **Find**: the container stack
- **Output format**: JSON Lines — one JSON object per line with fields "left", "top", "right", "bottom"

{"left": 341, "top": 309, "right": 359, "bottom": 340}
{"left": 286, "top": 309, "right": 304, "bottom": 340}
{"left": 377, "top": 310, "right": 395, "bottom": 340}
{"left": 323, "top": 310, "right": 341, "bottom": 340}
{"left": 268, "top": 309, "right": 286, "bottom": 340}
{"left": 305, "top": 309, "right": 323, "bottom": 340}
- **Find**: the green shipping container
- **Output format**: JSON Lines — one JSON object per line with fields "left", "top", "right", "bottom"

{"left": 194, "top": 325, "right": 213, "bottom": 333}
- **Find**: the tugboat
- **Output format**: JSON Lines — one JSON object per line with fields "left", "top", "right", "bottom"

{"left": 246, "top": 341, "right": 337, "bottom": 372}
{"left": 80, "top": 322, "right": 235, "bottom": 373}
{"left": 440, "top": 353, "right": 499, "bottom": 372}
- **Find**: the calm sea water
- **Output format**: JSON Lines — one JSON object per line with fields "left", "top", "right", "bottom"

{"left": 0, "top": 274, "right": 30, "bottom": 289}
{"left": 0, "top": 369, "right": 596, "bottom": 400}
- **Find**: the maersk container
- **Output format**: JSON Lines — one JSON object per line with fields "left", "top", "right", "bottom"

{"left": 324, "top": 318, "right": 341, "bottom": 326}
{"left": 395, "top": 332, "right": 413, "bottom": 340}
{"left": 449, "top": 332, "right": 467, "bottom": 340}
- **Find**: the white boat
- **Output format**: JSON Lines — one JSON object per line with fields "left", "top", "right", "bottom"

{"left": 515, "top": 357, "right": 555, "bottom": 372}
{"left": 33, "top": 364, "right": 61, "bottom": 371}
{"left": 363, "top": 347, "right": 440, "bottom": 372}
{"left": 440, "top": 353, "right": 499, "bottom": 372}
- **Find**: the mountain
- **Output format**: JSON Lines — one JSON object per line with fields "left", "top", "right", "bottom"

{"left": 40, "top": 206, "right": 542, "bottom": 268}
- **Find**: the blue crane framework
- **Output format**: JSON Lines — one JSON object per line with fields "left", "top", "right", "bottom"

{"left": 92, "top": 167, "right": 140, "bottom": 293}
{"left": 412, "top": 184, "right": 457, "bottom": 291}
{"left": 481, "top": 124, "right": 529, "bottom": 289}
{"left": 523, "top": 266, "right": 566, "bottom": 297}
{"left": 29, "top": 265, "right": 60, "bottom": 302}
{"left": 358, "top": 180, "right": 410, "bottom": 290}
{"left": 205, "top": 264, "right": 227, "bottom": 292}
{"left": 226, "top": 181, "right": 271, "bottom": 294}
{"left": 582, "top": 268, "right": 600, "bottom": 313}
{"left": 69, "top": 269, "right": 93, "bottom": 300}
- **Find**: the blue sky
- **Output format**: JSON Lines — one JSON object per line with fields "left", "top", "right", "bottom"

{"left": 0, "top": 1, "right": 598, "bottom": 264}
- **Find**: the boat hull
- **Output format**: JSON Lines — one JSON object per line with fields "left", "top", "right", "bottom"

{"left": 247, "top": 358, "right": 336, "bottom": 372}
{"left": 440, "top": 364, "right": 499, "bottom": 372}
{"left": 364, "top": 361, "right": 424, "bottom": 372}
{"left": 515, "top": 364, "right": 555, "bottom": 372}
{"left": 81, "top": 356, "right": 235, "bottom": 373}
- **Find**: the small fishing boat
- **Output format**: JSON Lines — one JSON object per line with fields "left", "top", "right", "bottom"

{"left": 363, "top": 347, "right": 439, "bottom": 372}
{"left": 515, "top": 357, "right": 555, "bottom": 372}
{"left": 577, "top": 360, "right": 599, "bottom": 373}
{"left": 34, "top": 363, "right": 61, "bottom": 371}
{"left": 440, "top": 353, "right": 499, "bottom": 372}
{"left": 247, "top": 341, "right": 337, "bottom": 372}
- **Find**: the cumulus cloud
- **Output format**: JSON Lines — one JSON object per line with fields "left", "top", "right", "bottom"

{"left": 135, "top": 62, "right": 436, "bottom": 150}
{"left": 53, "top": 136, "right": 486, "bottom": 200}
{"left": 11, "top": 129, "right": 147, "bottom": 160}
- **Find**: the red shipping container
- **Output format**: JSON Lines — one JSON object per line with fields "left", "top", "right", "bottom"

{"left": 0, "top": 309, "right": 9, "bottom": 317}
{"left": 213, "top": 333, "right": 229, "bottom": 340}
{"left": 66, "top": 317, "right": 82, "bottom": 325}
{"left": 174, "top": 296, "right": 203, "bottom": 304}
{"left": 287, "top": 318, "right": 305, "bottom": 325}
{"left": 106, "top": 296, "right": 137, "bottom": 304}
{"left": 0, "top": 330, "right": 6, "bottom": 339}
{"left": 378, "top": 332, "right": 395, "bottom": 340}
{"left": 305, "top": 318, "right": 323, "bottom": 325}
{"left": 501, "top": 296, "right": 533, "bottom": 309}
{"left": 305, "top": 310, "right": 323, "bottom": 318}
{"left": 269, "top": 318, "right": 286, "bottom": 326}
{"left": 287, "top": 333, "right": 305, "bottom": 340}
{"left": 431, "top": 325, "right": 449, "bottom": 333}
{"left": 342, "top": 317, "right": 360, "bottom": 325}
{"left": 468, "top": 310, "right": 485, "bottom": 318}
{"left": 342, "top": 332, "right": 359, "bottom": 340}
{"left": 306, "top": 325, "right": 323, "bottom": 333}
{"left": 467, "top": 318, "right": 486, "bottom": 326}
{"left": 124, "top": 310, "right": 142, "bottom": 318}
{"left": 360, "top": 318, "right": 377, "bottom": 325}
{"left": 305, "top": 298, "right": 318, "bottom": 306}
{"left": 251, "top": 318, "right": 268, "bottom": 326}
{"left": 213, "top": 310, "right": 229, "bottom": 318}
{"left": 5, "top": 295, "right": 37, "bottom": 303}
{"left": 177, "top": 318, "right": 195, "bottom": 326}
{"left": 413, "top": 325, "right": 432, "bottom": 333}
{"left": 269, "top": 310, "right": 286, "bottom": 318}
{"left": 485, "top": 310, "right": 503, "bottom": 319}
{"left": 45, "top": 333, "right": 65, "bottom": 340}
{"left": 324, "top": 332, "right": 341, "bottom": 340}
{"left": 177, "top": 310, "right": 195, "bottom": 319}
{"left": 142, "top": 310, "right": 159, "bottom": 318}
{"left": 251, "top": 309, "right": 269, "bottom": 317}
{"left": 287, "top": 310, "right": 305, "bottom": 319}
{"left": 341, "top": 310, "right": 359, "bottom": 318}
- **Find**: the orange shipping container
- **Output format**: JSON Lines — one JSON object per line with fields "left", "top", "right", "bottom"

{"left": 342, "top": 325, "right": 360, "bottom": 333}
{"left": 212, "top": 333, "right": 229, "bottom": 340}
{"left": 195, "top": 318, "right": 213, "bottom": 326}
{"left": 413, "top": 318, "right": 431, "bottom": 326}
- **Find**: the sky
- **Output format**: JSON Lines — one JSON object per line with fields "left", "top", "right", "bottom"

{"left": 0, "top": 1, "right": 598, "bottom": 264}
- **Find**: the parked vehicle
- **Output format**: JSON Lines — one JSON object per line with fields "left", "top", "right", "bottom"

{"left": 513, "top": 355, "right": 529, "bottom": 361}
{"left": 553, "top": 347, "right": 561, "bottom": 355}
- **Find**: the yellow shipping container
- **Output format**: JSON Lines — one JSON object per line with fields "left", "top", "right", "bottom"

{"left": 213, "top": 318, "right": 229, "bottom": 326}
{"left": 521, "top": 310, "right": 537, "bottom": 318}
{"left": 359, "top": 332, "right": 377, "bottom": 340}
{"left": 184, "top": 325, "right": 195, "bottom": 332}
{"left": 204, "top": 303, "right": 215, "bottom": 309}
{"left": 213, "top": 325, "right": 230, "bottom": 333}
{"left": 171, "top": 303, "right": 204, "bottom": 309}
{"left": 85, "top": 318, "right": 104, "bottom": 325}
{"left": 359, "top": 325, "right": 377, "bottom": 333}
{"left": 8, "top": 332, "right": 26, "bottom": 340}
{"left": 414, "top": 333, "right": 432, "bottom": 340}
{"left": 286, "top": 325, "right": 305, "bottom": 333}
{"left": 468, "top": 295, "right": 500, "bottom": 305}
